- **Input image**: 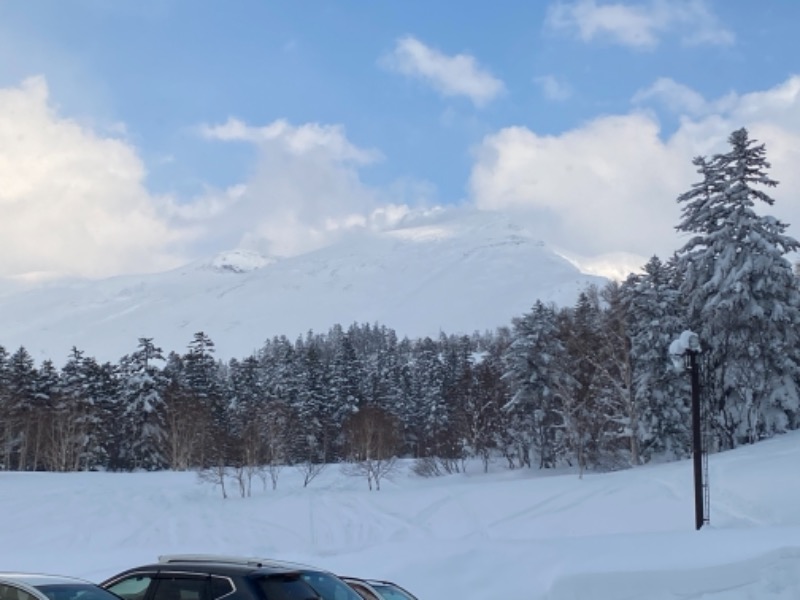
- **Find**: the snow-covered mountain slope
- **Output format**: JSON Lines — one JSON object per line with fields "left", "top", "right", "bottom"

{"left": 0, "top": 211, "right": 604, "bottom": 362}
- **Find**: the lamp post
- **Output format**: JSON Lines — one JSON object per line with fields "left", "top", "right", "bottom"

{"left": 669, "top": 330, "right": 706, "bottom": 530}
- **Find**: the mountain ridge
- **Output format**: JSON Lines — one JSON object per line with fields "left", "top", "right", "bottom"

{"left": 0, "top": 211, "right": 605, "bottom": 362}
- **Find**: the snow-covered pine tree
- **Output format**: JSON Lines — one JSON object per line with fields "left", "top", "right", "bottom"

{"left": 227, "top": 354, "right": 269, "bottom": 494}
{"left": 559, "top": 289, "right": 606, "bottom": 474}
{"left": 675, "top": 127, "right": 800, "bottom": 448}
{"left": 118, "top": 338, "right": 168, "bottom": 470}
{"left": 79, "top": 357, "right": 120, "bottom": 470}
{"left": 439, "top": 333, "right": 475, "bottom": 462}
{"left": 160, "top": 351, "right": 198, "bottom": 469}
{"left": 463, "top": 333, "right": 505, "bottom": 472}
{"left": 294, "top": 332, "right": 334, "bottom": 462}
{"left": 330, "top": 331, "right": 362, "bottom": 425}
{"left": 32, "top": 359, "right": 60, "bottom": 470}
{"left": 182, "top": 332, "right": 227, "bottom": 466}
{"left": 4, "top": 346, "right": 38, "bottom": 470}
{"left": 411, "top": 336, "right": 449, "bottom": 459}
{"left": 258, "top": 335, "right": 300, "bottom": 409}
{"left": 502, "top": 301, "right": 570, "bottom": 468}
{"left": 389, "top": 336, "right": 417, "bottom": 454}
{"left": 54, "top": 347, "right": 106, "bottom": 471}
{"left": 588, "top": 281, "right": 638, "bottom": 468}
{"left": 362, "top": 325, "right": 404, "bottom": 415}
{"left": 0, "top": 345, "right": 11, "bottom": 470}
{"left": 257, "top": 335, "right": 304, "bottom": 466}
{"left": 621, "top": 256, "right": 690, "bottom": 460}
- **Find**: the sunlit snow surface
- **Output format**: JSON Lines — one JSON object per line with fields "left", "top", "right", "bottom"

{"left": 1, "top": 432, "right": 799, "bottom": 599}
{"left": 0, "top": 210, "right": 604, "bottom": 363}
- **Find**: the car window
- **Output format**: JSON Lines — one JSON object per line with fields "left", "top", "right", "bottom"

{"left": 35, "top": 584, "right": 123, "bottom": 600}
{"left": 151, "top": 577, "right": 208, "bottom": 600}
{"left": 0, "top": 584, "right": 38, "bottom": 600}
{"left": 104, "top": 576, "right": 154, "bottom": 600}
{"left": 254, "top": 574, "right": 320, "bottom": 600}
{"left": 343, "top": 583, "right": 379, "bottom": 600}
{"left": 367, "top": 585, "right": 413, "bottom": 600}
{"left": 298, "top": 574, "right": 360, "bottom": 600}
{"left": 207, "top": 578, "right": 234, "bottom": 600}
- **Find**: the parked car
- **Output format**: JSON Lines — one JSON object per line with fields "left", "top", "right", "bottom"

{"left": 0, "top": 573, "right": 121, "bottom": 600}
{"left": 99, "top": 555, "right": 362, "bottom": 600}
{"left": 340, "top": 578, "right": 418, "bottom": 600}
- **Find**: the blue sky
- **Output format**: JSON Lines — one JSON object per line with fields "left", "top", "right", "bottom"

{"left": 1, "top": 0, "right": 799, "bottom": 280}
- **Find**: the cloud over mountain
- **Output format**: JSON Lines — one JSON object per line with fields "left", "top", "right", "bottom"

{"left": 0, "top": 209, "right": 603, "bottom": 362}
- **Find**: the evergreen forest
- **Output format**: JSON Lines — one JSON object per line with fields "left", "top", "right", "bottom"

{"left": 1, "top": 128, "right": 798, "bottom": 479}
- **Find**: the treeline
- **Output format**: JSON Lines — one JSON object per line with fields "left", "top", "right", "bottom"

{"left": 1, "top": 127, "right": 799, "bottom": 475}
{"left": 0, "top": 326, "right": 510, "bottom": 473}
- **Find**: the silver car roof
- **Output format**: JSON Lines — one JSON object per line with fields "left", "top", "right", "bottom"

{"left": 0, "top": 574, "right": 93, "bottom": 587}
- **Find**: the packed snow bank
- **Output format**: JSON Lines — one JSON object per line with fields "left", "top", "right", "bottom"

{"left": 549, "top": 546, "right": 800, "bottom": 599}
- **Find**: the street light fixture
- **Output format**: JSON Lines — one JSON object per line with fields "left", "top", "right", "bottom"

{"left": 669, "top": 330, "right": 708, "bottom": 531}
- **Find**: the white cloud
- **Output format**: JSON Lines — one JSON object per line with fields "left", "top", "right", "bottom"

{"left": 557, "top": 250, "right": 656, "bottom": 281}
{"left": 632, "top": 77, "right": 737, "bottom": 116}
{"left": 469, "top": 114, "right": 689, "bottom": 265}
{"left": 546, "top": 0, "right": 734, "bottom": 50}
{"left": 678, "top": 1, "right": 736, "bottom": 47}
{"left": 469, "top": 75, "right": 800, "bottom": 278}
{"left": 632, "top": 77, "right": 708, "bottom": 114}
{"left": 194, "top": 117, "right": 429, "bottom": 258}
{"left": 199, "top": 118, "right": 381, "bottom": 165}
{"left": 381, "top": 36, "right": 505, "bottom": 107}
{"left": 0, "top": 77, "right": 188, "bottom": 280}
{"left": 535, "top": 75, "right": 572, "bottom": 101}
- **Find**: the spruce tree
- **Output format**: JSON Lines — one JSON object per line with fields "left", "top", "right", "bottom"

{"left": 0, "top": 345, "right": 11, "bottom": 470}
{"left": 80, "top": 358, "right": 120, "bottom": 470}
{"left": 330, "top": 332, "right": 362, "bottom": 423}
{"left": 503, "top": 301, "right": 569, "bottom": 468}
{"left": 592, "top": 281, "right": 637, "bottom": 467}
{"left": 411, "top": 337, "right": 448, "bottom": 458}
{"left": 559, "top": 289, "right": 605, "bottom": 474}
{"left": 675, "top": 127, "right": 800, "bottom": 448}
{"left": 5, "top": 347, "right": 38, "bottom": 470}
{"left": 183, "top": 332, "right": 228, "bottom": 466}
{"left": 621, "top": 256, "right": 690, "bottom": 460}
{"left": 118, "top": 338, "right": 168, "bottom": 470}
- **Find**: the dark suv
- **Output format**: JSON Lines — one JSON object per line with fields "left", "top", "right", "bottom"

{"left": 100, "top": 555, "right": 362, "bottom": 600}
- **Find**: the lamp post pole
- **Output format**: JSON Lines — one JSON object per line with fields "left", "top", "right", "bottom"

{"left": 669, "top": 330, "right": 707, "bottom": 531}
{"left": 687, "top": 348, "right": 704, "bottom": 531}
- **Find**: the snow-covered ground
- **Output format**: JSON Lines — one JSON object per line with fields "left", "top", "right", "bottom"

{"left": 1, "top": 432, "right": 799, "bottom": 599}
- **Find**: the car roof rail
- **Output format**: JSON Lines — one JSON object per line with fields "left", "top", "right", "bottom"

{"left": 157, "top": 555, "right": 323, "bottom": 572}
{"left": 160, "top": 555, "right": 249, "bottom": 565}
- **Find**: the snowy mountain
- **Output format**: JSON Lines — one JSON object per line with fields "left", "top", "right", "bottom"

{"left": 0, "top": 210, "right": 605, "bottom": 362}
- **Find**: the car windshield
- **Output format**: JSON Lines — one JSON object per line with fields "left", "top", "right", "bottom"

{"left": 298, "top": 573, "right": 361, "bottom": 600}
{"left": 367, "top": 584, "right": 416, "bottom": 600}
{"left": 36, "top": 584, "right": 123, "bottom": 600}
